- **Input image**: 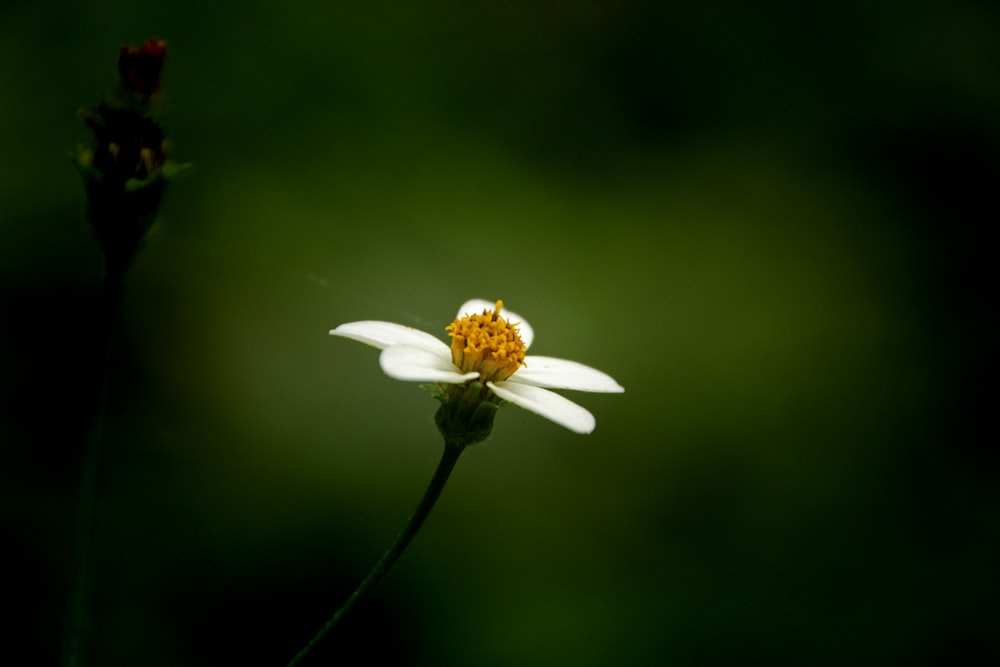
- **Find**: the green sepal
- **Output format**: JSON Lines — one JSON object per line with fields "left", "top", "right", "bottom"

{"left": 419, "top": 383, "right": 446, "bottom": 401}
{"left": 434, "top": 381, "right": 501, "bottom": 448}
{"left": 155, "top": 159, "right": 193, "bottom": 182}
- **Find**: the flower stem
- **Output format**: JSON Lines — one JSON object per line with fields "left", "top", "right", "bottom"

{"left": 62, "top": 266, "right": 123, "bottom": 667}
{"left": 285, "top": 441, "right": 466, "bottom": 667}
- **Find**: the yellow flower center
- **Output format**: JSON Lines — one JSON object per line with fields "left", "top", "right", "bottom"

{"left": 446, "top": 300, "right": 526, "bottom": 383}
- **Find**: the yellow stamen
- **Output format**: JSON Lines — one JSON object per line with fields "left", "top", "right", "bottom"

{"left": 446, "top": 299, "right": 526, "bottom": 383}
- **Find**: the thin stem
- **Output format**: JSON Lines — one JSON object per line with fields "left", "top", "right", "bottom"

{"left": 62, "top": 267, "right": 123, "bottom": 667}
{"left": 285, "top": 442, "right": 466, "bottom": 667}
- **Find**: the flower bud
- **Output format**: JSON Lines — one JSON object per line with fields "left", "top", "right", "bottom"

{"left": 72, "top": 38, "right": 186, "bottom": 274}
{"left": 118, "top": 38, "right": 167, "bottom": 101}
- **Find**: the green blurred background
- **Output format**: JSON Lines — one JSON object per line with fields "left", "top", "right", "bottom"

{"left": 1, "top": 1, "right": 997, "bottom": 665}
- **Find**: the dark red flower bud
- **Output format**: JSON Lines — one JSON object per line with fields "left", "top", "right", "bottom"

{"left": 74, "top": 37, "right": 188, "bottom": 274}
{"left": 118, "top": 38, "right": 167, "bottom": 98}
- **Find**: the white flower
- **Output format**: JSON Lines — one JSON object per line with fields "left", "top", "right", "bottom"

{"left": 330, "top": 299, "right": 624, "bottom": 434}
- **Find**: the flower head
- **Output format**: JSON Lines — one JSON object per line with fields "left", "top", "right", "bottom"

{"left": 72, "top": 38, "right": 188, "bottom": 274}
{"left": 446, "top": 300, "right": 526, "bottom": 383}
{"left": 330, "top": 299, "right": 624, "bottom": 442}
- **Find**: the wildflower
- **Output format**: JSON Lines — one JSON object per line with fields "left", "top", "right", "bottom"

{"left": 331, "top": 299, "right": 623, "bottom": 441}
{"left": 72, "top": 38, "right": 187, "bottom": 274}
{"left": 289, "top": 300, "right": 624, "bottom": 664}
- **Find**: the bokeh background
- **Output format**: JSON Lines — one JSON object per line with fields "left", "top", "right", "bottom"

{"left": 1, "top": 1, "right": 997, "bottom": 665}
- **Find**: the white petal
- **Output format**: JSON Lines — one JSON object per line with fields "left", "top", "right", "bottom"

{"left": 455, "top": 298, "right": 496, "bottom": 318}
{"left": 380, "top": 345, "right": 480, "bottom": 383}
{"left": 488, "top": 380, "right": 596, "bottom": 434}
{"left": 455, "top": 298, "right": 534, "bottom": 349}
{"left": 513, "top": 356, "right": 625, "bottom": 393}
{"left": 330, "top": 321, "right": 451, "bottom": 358}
